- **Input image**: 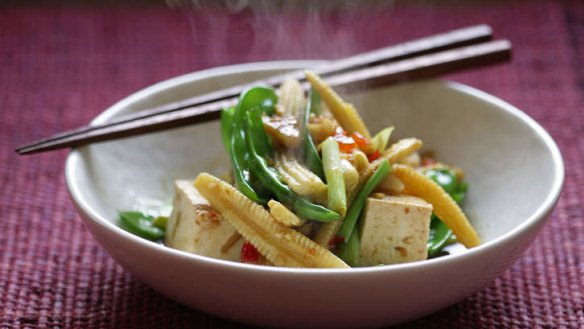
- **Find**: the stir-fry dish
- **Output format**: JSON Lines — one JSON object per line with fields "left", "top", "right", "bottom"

{"left": 118, "top": 71, "right": 480, "bottom": 268}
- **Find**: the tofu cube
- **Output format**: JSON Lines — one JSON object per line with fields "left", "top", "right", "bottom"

{"left": 359, "top": 195, "right": 432, "bottom": 266}
{"left": 165, "top": 180, "right": 242, "bottom": 261}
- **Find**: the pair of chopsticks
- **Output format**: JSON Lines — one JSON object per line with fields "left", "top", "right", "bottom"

{"left": 16, "top": 24, "right": 511, "bottom": 155}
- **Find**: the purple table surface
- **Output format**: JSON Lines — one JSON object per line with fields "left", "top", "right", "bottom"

{"left": 1, "top": 1, "right": 583, "bottom": 328}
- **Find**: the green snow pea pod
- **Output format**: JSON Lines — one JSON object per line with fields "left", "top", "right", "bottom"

{"left": 245, "top": 108, "right": 341, "bottom": 222}
{"left": 229, "top": 87, "right": 278, "bottom": 204}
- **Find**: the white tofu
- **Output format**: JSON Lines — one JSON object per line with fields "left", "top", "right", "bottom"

{"left": 359, "top": 195, "right": 432, "bottom": 266}
{"left": 165, "top": 180, "right": 242, "bottom": 262}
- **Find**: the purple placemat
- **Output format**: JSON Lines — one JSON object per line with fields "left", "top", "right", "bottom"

{"left": 1, "top": 1, "right": 583, "bottom": 328}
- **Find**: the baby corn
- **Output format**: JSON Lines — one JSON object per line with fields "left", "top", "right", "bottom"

{"left": 275, "top": 153, "right": 328, "bottom": 205}
{"left": 392, "top": 164, "right": 481, "bottom": 248}
{"left": 194, "top": 173, "right": 349, "bottom": 268}
{"left": 268, "top": 200, "right": 305, "bottom": 227}
{"left": 383, "top": 138, "right": 423, "bottom": 163}
{"left": 278, "top": 78, "right": 306, "bottom": 117}
{"left": 305, "top": 71, "right": 371, "bottom": 139}
{"left": 348, "top": 138, "right": 422, "bottom": 202}
{"left": 340, "top": 159, "right": 360, "bottom": 198}
{"left": 344, "top": 150, "right": 370, "bottom": 174}
{"left": 314, "top": 221, "right": 342, "bottom": 247}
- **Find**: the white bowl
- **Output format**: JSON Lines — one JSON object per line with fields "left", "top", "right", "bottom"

{"left": 65, "top": 61, "right": 564, "bottom": 328}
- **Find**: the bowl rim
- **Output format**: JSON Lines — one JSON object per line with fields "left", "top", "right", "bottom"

{"left": 65, "top": 60, "right": 565, "bottom": 276}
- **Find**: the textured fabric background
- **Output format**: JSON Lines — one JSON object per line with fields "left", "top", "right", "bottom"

{"left": 1, "top": 1, "right": 583, "bottom": 328}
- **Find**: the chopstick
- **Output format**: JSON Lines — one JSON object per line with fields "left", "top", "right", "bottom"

{"left": 16, "top": 25, "right": 507, "bottom": 155}
{"left": 17, "top": 24, "right": 492, "bottom": 154}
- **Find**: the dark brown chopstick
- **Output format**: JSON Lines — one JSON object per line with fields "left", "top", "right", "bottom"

{"left": 16, "top": 39, "right": 512, "bottom": 154}
{"left": 16, "top": 25, "right": 492, "bottom": 154}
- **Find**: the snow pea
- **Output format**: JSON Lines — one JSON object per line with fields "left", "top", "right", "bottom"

{"left": 228, "top": 87, "right": 278, "bottom": 204}
{"left": 303, "top": 88, "right": 325, "bottom": 181}
{"left": 427, "top": 216, "right": 452, "bottom": 256}
{"left": 245, "top": 108, "right": 341, "bottom": 222}
{"left": 118, "top": 211, "right": 164, "bottom": 241}
{"left": 425, "top": 167, "right": 468, "bottom": 257}
{"left": 220, "top": 107, "right": 235, "bottom": 153}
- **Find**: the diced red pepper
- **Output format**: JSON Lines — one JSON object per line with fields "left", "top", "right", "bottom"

{"left": 351, "top": 132, "right": 369, "bottom": 147}
{"left": 333, "top": 128, "right": 358, "bottom": 153}
{"left": 338, "top": 140, "right": 358, "bottom": 153}
{"left": 421, "top": 156, "right": 437, "bottom": 167}
{"left": 333, "top": 129, "right": 376, "bottom": 155}
{"left": 328, "top": 235, "right": 345, "bottom": 250}
{"left": 351, "top": 132, "right": 374, "bottom": 154}
{"left": 241, "top": 240, "right": 261, "bottom": 264}
{"left": 368, "top": 150, "right": 381, "bottom": 162}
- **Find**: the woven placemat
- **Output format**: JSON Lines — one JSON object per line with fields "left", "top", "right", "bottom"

{"left": 1, "top": 1, "right": 583, "bottom": 328}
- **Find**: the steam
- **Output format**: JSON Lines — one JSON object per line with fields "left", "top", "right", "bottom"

{"left": 168, "top": 0, "right": 396, "bottom": 135}
{"left": 168, "top": 0, "right": 395, "bottom": 66}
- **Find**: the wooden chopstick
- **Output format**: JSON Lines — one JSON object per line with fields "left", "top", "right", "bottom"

{"left": 16, "top": 38, "right": 511, "bottom": 155}
{"left": 15, "top": 25, "right": 493, "bottom": 155}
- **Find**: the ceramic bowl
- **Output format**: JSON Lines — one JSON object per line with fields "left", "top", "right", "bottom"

{"left": 65, "top": 61, "right": 564, "bottom": 328}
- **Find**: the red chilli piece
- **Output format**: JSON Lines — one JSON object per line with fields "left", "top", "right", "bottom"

{"left": 368, "top": 150, "right": 381, "bottom": 162}
{"left": 241, "top": 240, "right": 261, "bottom": 264}
{"left": 328, "top": 235, "right": 345, "bottom": 250}
{"left": 351, "top": 132, "right": 369, "bottom": 147}
{"left": 421, "top": 156, "right": 438, "bottom": 167}
{"left": 351, "top": 132, "right": 374, "bottom": 154}
{"left": 338, "top": 141, "right": 357, "bottom": 153}
{"left": 334, "top": 128, "right": 357, "bottom": 153}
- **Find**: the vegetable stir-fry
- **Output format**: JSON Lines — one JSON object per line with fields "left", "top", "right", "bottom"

{"left": 120, "top": 71, "right": 481, "bottom": 268}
